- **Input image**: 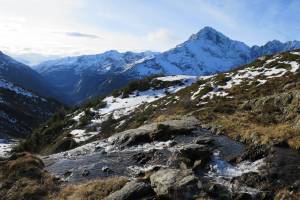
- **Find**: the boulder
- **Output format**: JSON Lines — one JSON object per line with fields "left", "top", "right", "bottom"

{"left": 107, "top": 116, "right": 200, "bottom": 148}
{"left": 105, "top": 180, "right": 154, "bottom": 200}
{"left": 150, "top": 169, "right": 202, "bottom": 199}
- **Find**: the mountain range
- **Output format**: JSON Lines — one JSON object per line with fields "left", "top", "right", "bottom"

{"left": 1, "top": 27, "right": 300, "bottom": 106}
{"left": 34, "top": 27, "right": 300, "bottom": 105}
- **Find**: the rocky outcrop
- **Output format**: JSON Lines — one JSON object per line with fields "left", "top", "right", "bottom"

{"left": 108, "top": 116, "right": 200, "bottom": 148}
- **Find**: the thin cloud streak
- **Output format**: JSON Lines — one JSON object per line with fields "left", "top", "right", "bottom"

{"left": 66, "top": 32, "right": 100, "bottom": 39}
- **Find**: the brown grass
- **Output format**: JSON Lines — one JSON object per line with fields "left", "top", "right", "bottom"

{"left": 0, "top": 153, "right": 59, "bottom": 200}
{"left": 274, "top": 189, "right": 300, "bottom": 200}
{"left": 211, "top": 112, "right": 300, "bottom": 149}
{"left": 153, "top": 114, "right": 181, "bottom": 122}
{"left": 52, "top": 177, "right": 128, "bottom": 200}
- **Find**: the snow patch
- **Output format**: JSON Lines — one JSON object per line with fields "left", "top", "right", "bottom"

{"left": 70, "top": 129, "right": 98, "bottom": 143}
{"left": 156, "top": 75, "right": 197, "bottom": 82}
{"left": 0, "top": 139, "right": 17, "bottom": 157}
{"left": 291, "top": 52, "right": 300, "bottom": 56}
{"left": 0, "top": 79, "right": 38, "bottom": 98}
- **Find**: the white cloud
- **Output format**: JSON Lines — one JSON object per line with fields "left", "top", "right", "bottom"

{"left": 146, "top": 29, "right": 180, "bottom": 49}
{"left": 0, "top": 0, "right": 185, "bottom": 59}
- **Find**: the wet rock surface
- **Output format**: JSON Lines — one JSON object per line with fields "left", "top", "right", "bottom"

{"left": 42, "top": 117, "right": 300, "bottom": 199}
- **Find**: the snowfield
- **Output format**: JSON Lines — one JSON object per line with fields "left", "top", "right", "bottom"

{"left": 70, "top": 76, "right": 197, "bottom": 143}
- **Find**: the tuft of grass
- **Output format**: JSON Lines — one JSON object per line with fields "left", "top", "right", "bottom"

{"left": 274, "top": 188, "right": 300, "bottom": 200}
{"left": 52, "top": 177, "right": 128, "bottom": 200}
{"left": 0, "top": 153, "right": 59, "bottom": 200}
{"left": 210, "top": 112, "right": 300, "bottom": 149}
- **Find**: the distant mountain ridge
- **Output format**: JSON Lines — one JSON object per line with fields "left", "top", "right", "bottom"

{"left": 0, "top": 51, "right": 57, "bottom": 99}
{"left": 35, "top": 27, "right": 300, "bottom": 105}
{"left": 35, "top": 51, "right": 157, "bottom": 105}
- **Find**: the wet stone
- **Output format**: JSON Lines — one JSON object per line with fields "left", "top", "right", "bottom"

{"left": 81, "top": 169, "right": 90, "bottom": 177}
{"left": 102, "top": 166, "right": 113, "bottom": 173}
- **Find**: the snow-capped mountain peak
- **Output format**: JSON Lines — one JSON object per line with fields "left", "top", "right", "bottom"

{"left": 126, "top": 27, "right": 252, "bottom": 77}
{"left": 189, "top": 26, "right": 227, "bottom": 42}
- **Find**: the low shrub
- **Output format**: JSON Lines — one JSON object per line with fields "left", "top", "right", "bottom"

{"left": 214, "top": 74, "right": 231, "bottom": 86}
{"left": 197, "top": 85, "right": 214, "bottom": 98}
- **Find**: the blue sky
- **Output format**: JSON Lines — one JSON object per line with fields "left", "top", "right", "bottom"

{"left": 0, "top": 0, "right": 299, "bottom": 60}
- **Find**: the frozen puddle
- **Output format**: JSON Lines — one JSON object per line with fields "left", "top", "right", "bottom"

{"left": 206, "top": 150, "right": 265, "bottom": 194}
